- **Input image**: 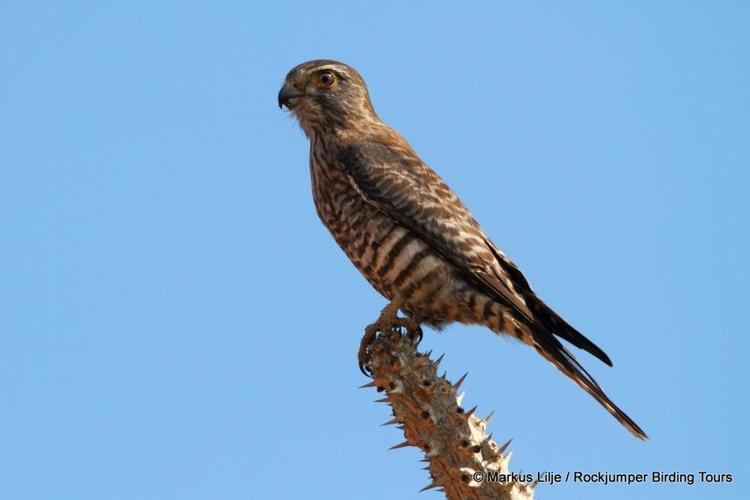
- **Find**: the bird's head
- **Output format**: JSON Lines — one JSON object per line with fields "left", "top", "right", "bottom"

{"left": 278, "top": 60, "right": 378, "bottom": 138}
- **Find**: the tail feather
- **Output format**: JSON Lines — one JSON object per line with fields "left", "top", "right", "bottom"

{"left": 529, "top": 296, "right": 613, "bottom": 367}
{"left": 532, "top": 332, "right": 648, "bottom": 440}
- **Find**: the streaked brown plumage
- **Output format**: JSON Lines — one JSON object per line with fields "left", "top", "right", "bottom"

{"left": 278, "top": 59, "right": 647, "bottom": 439}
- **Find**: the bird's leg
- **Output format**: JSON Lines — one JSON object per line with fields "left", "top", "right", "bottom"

{"left": 358, "top": 300, "right": 401, "bottom": 376}
{"left": 358, "top": 299, "right": 423, "bottom": 376}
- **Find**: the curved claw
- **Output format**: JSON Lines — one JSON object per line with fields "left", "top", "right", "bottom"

{"left": 392, "top": 316, "right": 422, "bottom": 343}
{"left": 409, "top": 324, "right": 424, "bottom": 345}
{"left": 358, "top": 356, "right": 373, "bottom": 377}
{"left": 358, "top": 324, "right": 379, "bottom": 377}
{"left": 358, "top": 360, "right": 372, "bottom": 377}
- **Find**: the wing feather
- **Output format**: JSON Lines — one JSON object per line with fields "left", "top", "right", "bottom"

{"left": 339, "top": 139, "right": 536, "bottom": 321}
{"left": 339, "top": 138, "right": 612, "bottom": 366}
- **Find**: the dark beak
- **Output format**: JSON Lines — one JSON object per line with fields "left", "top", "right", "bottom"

{"left": 278, "top": 83, "right": 305, "bottom": 109}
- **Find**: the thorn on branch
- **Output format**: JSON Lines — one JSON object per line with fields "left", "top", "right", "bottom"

{"left": 359, "top": 313, "right": 534, "bottom": 500}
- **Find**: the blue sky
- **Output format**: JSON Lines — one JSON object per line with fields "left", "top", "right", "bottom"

{"left": 1, "top": 2, "right": 748, "bottom": 499}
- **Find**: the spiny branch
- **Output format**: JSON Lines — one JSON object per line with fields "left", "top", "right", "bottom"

{"left": 363, "top": 326, "right": 535, "bottom": 500}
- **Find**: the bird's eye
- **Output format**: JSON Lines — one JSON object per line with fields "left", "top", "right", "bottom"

{"left": 317, "top": 72, "right": 336, "bottom": 88}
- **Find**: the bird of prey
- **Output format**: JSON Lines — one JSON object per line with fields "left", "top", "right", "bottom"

{"left": 278, "top": 59, "right": 647, "bottom": 439}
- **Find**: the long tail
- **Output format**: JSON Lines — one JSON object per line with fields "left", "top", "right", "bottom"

{"left": 527, "top": 295, "right": 613, "bottom": 367}
{"left": 531, "top": 331, "right": 648, "bottom": 439}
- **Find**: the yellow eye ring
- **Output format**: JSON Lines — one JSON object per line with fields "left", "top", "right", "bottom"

{"left": 317, "top": 72, "right": 335, "bottom": 88}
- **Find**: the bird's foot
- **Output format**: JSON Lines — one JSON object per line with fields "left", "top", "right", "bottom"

{"left": 358, "top": 300, "right": 423, "bottom": 377}
{"left": 358, "top": 323, "right": 380, "bottom": 377}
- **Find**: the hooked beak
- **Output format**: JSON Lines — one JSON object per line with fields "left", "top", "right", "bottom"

{"left": 278, "top": 83, "right": 305, "bottom": 109}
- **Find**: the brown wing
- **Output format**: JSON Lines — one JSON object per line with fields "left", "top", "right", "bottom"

{"left": 340, "top": 140, "right": 534, "bottom": 312}
{"left": 339, "top": 138, "right": 612, "bottom": 366}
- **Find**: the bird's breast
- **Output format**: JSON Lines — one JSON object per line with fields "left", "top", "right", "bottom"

{"left": 308, "top": 148, "right": 470, "bottom": 323}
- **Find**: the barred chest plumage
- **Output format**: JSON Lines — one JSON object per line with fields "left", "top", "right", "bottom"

{"left": 307, "top": 138, "right": 507, "bottom": 331}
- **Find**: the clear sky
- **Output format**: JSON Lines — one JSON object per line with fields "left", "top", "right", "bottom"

{"left": 1, "top": 2, "right": 748, "bottom": 499}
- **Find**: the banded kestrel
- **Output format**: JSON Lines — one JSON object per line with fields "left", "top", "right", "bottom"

{"left": 278, "top": 59, "right": 646, "bottom": 439}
